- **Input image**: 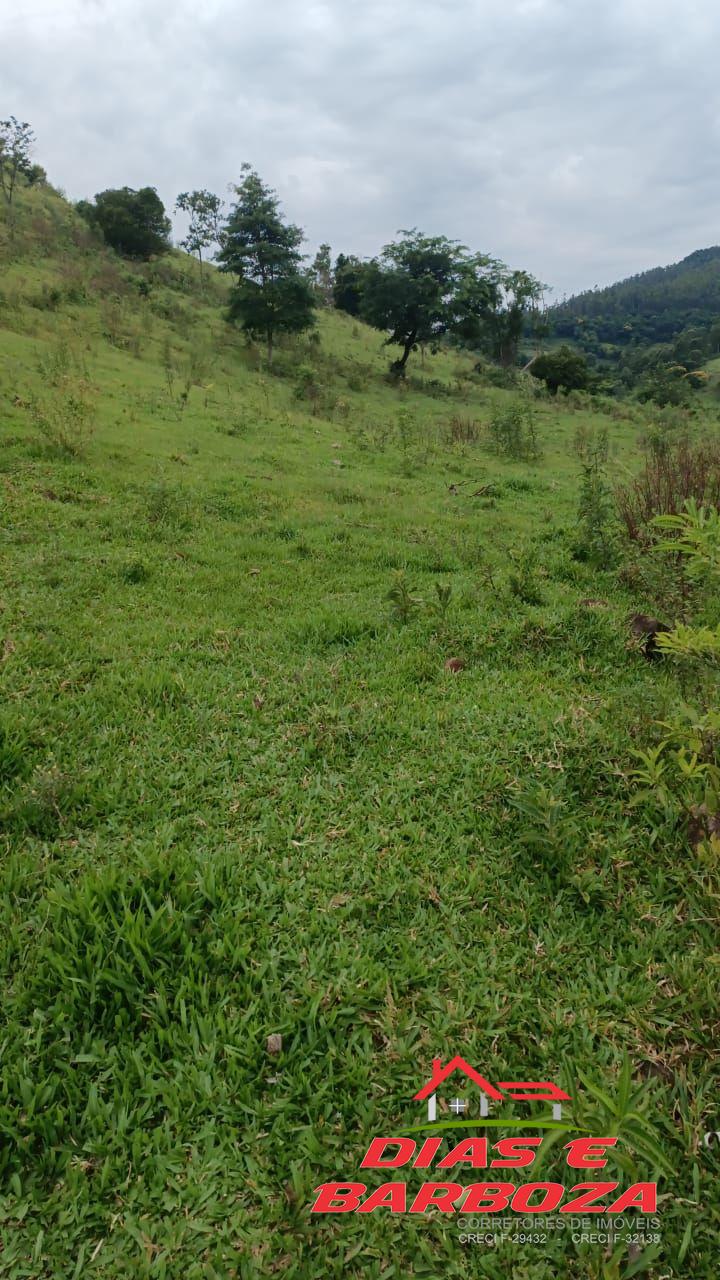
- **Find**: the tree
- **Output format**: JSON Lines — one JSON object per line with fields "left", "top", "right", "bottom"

{"left": 484, "top": 270, "right": 545, "bottom": 366}
{"left": 637, "top": 361, "right": 697, "bottom": 407}
{"left": 23, "top": 164, "right": 46, "bottom": 188}
{"left": 525, "top": 296, "right": 552, "bottom": 358}
{"left": 530, "top": 345, "right": 590, "bottom": 394}
{"left": 358, "top": 230, "right": 502, "bottom": 374}
{"left": 217, "top": 165, "right": 316, "bottom": 362}
{"left": 310, "top": 243, "right": 333, "bottom": 305}
{"left": 672, "top": 326, "right": 708, "bottom": 371}
{"left": 175, "top": 189, "right": 223, "bottom": 286}
{"left": 333, "top": 253, "right": 366, "bottom": 316}
{"left": 0, "top": 117, "right": 35, "bottom": 232}
{"left": 76, "top": 187, "right": 171, "bottom": 259}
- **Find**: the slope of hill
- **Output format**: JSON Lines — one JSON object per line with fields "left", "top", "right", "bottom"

{"left": 1, "top": 182, "right": 719, "bottom": 1275}
{"left": 551, "top": 246, "right": 720, "bottom": 354}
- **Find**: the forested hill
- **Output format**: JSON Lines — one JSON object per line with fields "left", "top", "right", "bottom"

{"left": 551, "top": 246, "right": 720, "bottom": 349}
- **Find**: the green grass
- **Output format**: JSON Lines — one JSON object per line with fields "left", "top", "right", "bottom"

{"left": 1, "top": 184, "right": 719, "bottom": 1278}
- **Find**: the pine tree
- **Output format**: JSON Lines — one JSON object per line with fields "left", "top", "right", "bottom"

{"left": 217, "top": 166, "right": 315, "bottom": 362}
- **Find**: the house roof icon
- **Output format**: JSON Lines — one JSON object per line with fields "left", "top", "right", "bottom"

{"left": 414, "top": 1056, "right": 504, "bottom": 1102}
{"left": 413, "top": 1057, "right": 568, "bottom": 1124}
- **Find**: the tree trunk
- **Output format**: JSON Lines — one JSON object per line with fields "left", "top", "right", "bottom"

{"left": 390, "top": 332, "right": 417, "bottom": 376}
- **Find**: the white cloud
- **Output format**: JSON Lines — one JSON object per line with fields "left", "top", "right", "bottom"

{"left": 3, "top": 0, "right": 720, "bottom": 293}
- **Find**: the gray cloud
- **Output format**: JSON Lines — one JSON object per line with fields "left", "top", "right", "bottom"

{"left": 4, "top": 0, "right": 720, "bottom": 295}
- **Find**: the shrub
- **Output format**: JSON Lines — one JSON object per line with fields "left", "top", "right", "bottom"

{"left": 89, "top": 260, "right": 127, "bottom": 297}
{"left": 429, "top": 581, "right": 453, "bottom": 623}
{"left": 562, "top": 389, "right": 591, "bottom": 411}
{"left": 653, "top": 501, "right": 720, "bottom": 589}
{"left": 386, "top": 572, "right": 423, "bottom": 624}
{"left": 345, "top": 366, "right": 370, "bottom": 393}
{"left": 407, "top": 375, "right": 453, "bottom": 398}
{"left": 101, "top": 299, "right": 128, "bottom": 347}
{"left": 507, "top": 544, "right": 546, "bottom": 604}
{"left": 58, "top": 264, "right": 88, "bottom": 304}
{"left": 27, "top": 376, "right": 96, "bottom": 457}
{"left": 294, "top": 362, "right": 326, "bottom": 413}
{"left": 36, "top": 339, "right": 86, "bottom": 385}
{"left": 488, "top": 400, "right": 541, "bottom": 461}
{"left": 29, "top": 284, "right": 63, "bottom": 311}
{"left": 508, "top": 780, "right": 581, "bottom": 871}
{"left": 70, "top": 223, "right": 99, "bottom": 252}
{"left": 445, "top": 414, "right": 480, "bottom": 445}
{"left": 615, "top": 436, "right": 720, "bottom": 544}
{"left": 473, "top": 359, "right": 518, "bottom": 389}
{"left": 530, "top": 345, "right": 590, "bottom": 395}
{"left": 121, "top": 559, "right": 152, "bottom": 584}
{"left": 637, "top": 362, "right": 701, "bottom": 407}
{"left": 629, "top": 502, "right": 720, "bottom": 851}
{"left": 144, "top": 479, "right": 192, "bottom": 531}
{"left": 144, "top": 258, "right": 190, "bottom": 291}
{"left": 573, "top": 427, "right": 617, "bottom": 566}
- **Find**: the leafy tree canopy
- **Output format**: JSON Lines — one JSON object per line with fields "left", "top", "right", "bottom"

{"left": 175, "top": 189, "right": 223, "bottom": 280}
{"left": 217, "top": 165, "right": 315, "bottom": 359}
{"left": 333, "top": 253, "right": 367, "bottom": 317}
{"left": 636, "top": 359, "right": 706, "bottom": 407}
{"left": 482, "top": 269, "right": 545, "bottom": 367}
{"left": 358, "top": 230, "right": 504, "bottom": 373}
{"left": 76, "top": 187, "right": 171, "bottom": 259}
{"left": 530, "top": 345, "right": 590, "bottom": 394}
{"left": 0, "top": 117, "right": 36, "bottom": 221}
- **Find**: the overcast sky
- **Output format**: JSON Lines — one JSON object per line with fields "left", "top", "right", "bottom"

{"left": 4, "top": 0, "right": 720, "bottom": 297}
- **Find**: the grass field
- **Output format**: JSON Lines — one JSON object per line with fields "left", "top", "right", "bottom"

{"left": 1, "top": 185, "right": 719, "bottom": 1278}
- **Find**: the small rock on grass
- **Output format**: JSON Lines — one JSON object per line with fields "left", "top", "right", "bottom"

{"left": 444, "top": 657, "right": 465, "bottom": 673}
{"left": 266, "top": 1033, "right": 283, "bottom": 1055}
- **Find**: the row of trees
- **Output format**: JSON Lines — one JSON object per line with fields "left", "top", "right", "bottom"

{"left": 74, "top": 167, "right": 545, "bottom": 372}
{"left": 220, "top": 172, "right": 546, "bottom": 370}
{"left": 0, "top": 121, "right": 599, "bottom": 392}
{"left": 552, "top": 247, "right": 720, "bottom": 349}
{"left": 3, "top": 116, "right": 547, "bottom": 376}
{"left": 330, "top": 248, "right": 543, "bottom": 371}
{"left": 0, "top": 117, "right": 561, "bottom": 382}
{"left": 7, "top": 117, "right": 717, "bottom": 398}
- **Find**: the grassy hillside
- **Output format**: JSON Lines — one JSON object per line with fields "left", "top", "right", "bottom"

{"left": 1, "top": 184, "right": 719, "bottom": 1277}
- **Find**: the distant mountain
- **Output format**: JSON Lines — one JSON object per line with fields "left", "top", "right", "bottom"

{"left": 551, "top": 247, "right": 720, "bottom": 351}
